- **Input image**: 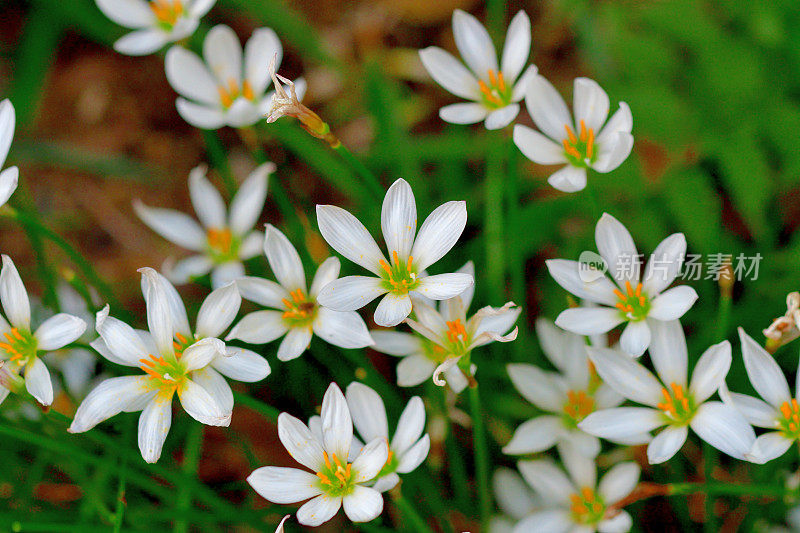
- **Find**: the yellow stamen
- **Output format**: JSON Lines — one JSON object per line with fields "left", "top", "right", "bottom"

{"left": 564, "top": 124, "right": 578, "bottom": 145}
{"left": 562, "top": 139, "right": 582, "bottom": 159}
{"left": 579, "top": 119, "right": 588, "bottom": 142}
{"left": 242, "top": 80, "right": 255, "bottom": 101}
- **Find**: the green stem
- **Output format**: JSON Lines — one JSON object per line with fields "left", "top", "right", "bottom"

{"left": 112, "top": 460, "right": 127, "bottom": 533}
{"left": 585, "top": 181, "right": 604, "bottom": 222}
{"left": 201, "top": 130, "right": 237, "bottom": 197}
{"left": 668, "top": 482, "right": 789, "bottom": 498}
{"left": 331, "top": 143, "right": 384, "bottom": 201}
{"left": 232, "top": 391, "right": 280, "bottom": 421}
{"left": 468, "top": 384, "right": 491, "bottom": 528}
{"left": 713, "top": 293, "right": 732, "bottom": 342}
{"left": 702, "top": 443, "right": 718, "bottom": 532}
{"left": 173, "top": 424, "right": 204, "bottom": 533}
{"left": 485, "top": 135, "right": 505, "bottom": 297}
{"left": 392, "top": 493, "right": 435, "bottom": 533}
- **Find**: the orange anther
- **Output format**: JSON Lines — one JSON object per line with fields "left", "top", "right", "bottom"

{"left": 579, "top": 120, "right": 588, "bottom": 142}
{"left": 242, "top": 80, "right": 255, "bottom": 101}
{"left": 613, "top": 288, "right": 626, "bottom": 301}
{"left": 497, "top": 71, "right": 506, "bottom": 93}
{"left": 379, "top": 259, "right": 392, "bottom": 275}
{"left": 625, "top": 280, "right": 634, "bottom": 297}
{"left": 323, "top": 451, "right": 332, "bottom": 470}
{"left": 564, "top": 124, "right": 578, "bottom": 145}
{"left": 562, "top": 139, "right": 581, "bottom": 159}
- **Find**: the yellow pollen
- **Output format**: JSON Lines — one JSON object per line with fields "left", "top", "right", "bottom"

{"left": 242, "top": 80, "right": 255, "bottom": 101}
{"left": 207, "top": 227, "right": 233, "bottom": 254}
{"left": 586, "top": 128, "right": 595, "bottom": 159}
{"left": 564, "top": 390, "right": 595, "bottom": 420}
{"left": 282, "top": 288, "right": 314, "bottom": 320}
{"left": 562, "top": 138, "right": 581, "bottom": 159}
{"left": 149, "top": 0, "right": 183, "bottom": 25}
{"left": 563, "top": 121, "right": 596, "bottom": 162}
{"left": 218, "top": 87, "right": 234, "bottom": 108}
{"left": 379, "top": 259, "right": 392, "bottom": 275}
{"left": 323, "top": 451, "right": 332, "bottom": 470}
{"left": 446, "top": 319, "right": 467, "bottom": 344}
{"left": 565, "top": 124, "right": 578, "bottom": 145}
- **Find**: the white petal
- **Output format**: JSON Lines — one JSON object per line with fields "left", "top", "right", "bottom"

{"left": 392, "top": 396, "right": 426, "bottom": 456}
{"left": 113, "top": 29, "right": 168, "bottom": 56}
{"left": 747, "top": 432, "right": 793, "bottom": 464}
{"left": 452, "top": 9, "right": 498, "bottom": 79}
{"left": 598, "top": 462, "right": 640, "bottom": 505}
{"left": 316, "top": 276, "right": 386, "bottom": 312}
{"left": 140, "top": 268, "right": 175, "bottom": 357}
{"left": 513, "top": 125, "right": 568, "bottom": 165}
{"left": 586, "top": 347, "right": 663, "bottom": 406}
{"left": 547, "top": 165, "right": 587, "bottom": 193}
{"left": 558, "top": 440, "right": 596, "bottom": 488}
{"left": 592, "top": 131, "right": 634, "bottom": 173}
{"left": 597, "top": 102, "right": 633, "bottom": 142}
{"left": 247, "top": 466, "right": 322, "bottom": 504}
{"left": 191, "top": 366, "right": 233, "bottom": 413}
{"left": 69, "top": 375, "right": 152, "bottom": 432}
{"left": 316, "top": 205, "right": 386, "bottom": 275}
{"left": 133, "top": 200, "right": 206, "bottom": 251}
{"left": 414, "top": 273, "right": 473, "bottom": 301}
{"left": 372, "top": 473, "right": 401, "bottom": 493}
{"left": 535, "top": 318, "right": 583, "bottom": 378}
{"left": 493, "top": 468, "right": 538, "bottom": 520}
{"left": 573, "top": 78, "right": 610, "bottom": 133}
{"left": 648, "top": 286, "right": 698, "bottom": 321}
{"left": 138, "top": 396, "right": 173, "bottom": 463}
{"left": 314, "top": 308, "right": 373, "bottom": 349}
{"left": 342, "top": 485, "right": 383, "bottom": 523}
{"left": 517, "top": 459, "right": 574, "bottom": 506}
{"left": 264, "top": 224, "right": 306, "bottom": 292}
{"left": 619, "top": 320, "right": 651, "bottom": 357}
{"left": 485, "top": 104, "right": 520, "bottom": 130}
{"left": 95, "top": 0, "right": 154, "bottom": 28}
{"left": 178, "top": 378, "right": 230, "bottom": 426}
{"left": 175, "top": 98, "right": 226, "bottom": 130}
{"left": 595, "top": 213, "right": 639, "bottom": 284}
{"left": 235, "top": 276, "right": 289, "bottom": 308}
{"left": 0, "top": 255, "right": 30, "bottom": 330}
{"left": 182, "top": 337, "right": 225, "bottom": 371}
{"left": 310, "top": 257, "right": 341, "bottom": 299}
{"left": 418, "top": 47, "right": 480, "bottom": 100}
{"left": 239, "top": 231, "right": 263, "bottom": 260}
{"left": 244, "top": 28, "right": 282, "bottom": 95}
{"left": 545, "top": 259, "right": 618, "bottom": 305}
{"left": 396, "top": 354, "right": 436, "bottom": 387}
{"left": 164, "top": 46, "right": 219, "bottom": 105}
{"left": 0, "top": 167, "right": 18, "bottom": 208}
{"left": 226, "top": 310, "right": 288, "bottom": 344}
{"left": 647, "top": 425, "right": 688, "bottom": 464}
{"left": 396, "top": 433, "right": 430, "bottom": 474}
{"left": 34, "top": 313, "right": 87, "bottom": 351}
{"left": 410, "top": 201, "right": 467, "bottom": 272}
{"left": 370, "top": 331, "right": 422, "bottom": 356}
{"left": 229, "top": 163, "right": 271, "bottom": 235}
{"left": 719, "top": 386, "right": 776, "bottom": 428}
{"left": 351, "top": 437, "right": 389, "bottom": 482}
{"left": 502, "top": 415, "right": 562, "bottom": 455}
{"left": 525, "top": 74, "right": 571, "bottom": 141}
{"left": 203, "top": 24, "right": 243, "bottom": 87}
{"left": 739, "top": 327, "right": 790, "bottom": 407}
{"left": 321, "top": 383, "right": 353, "bottom": 459}
{"left": 647, "top": 319, "right": 687, "bottom": 388}
{"left": 506, "top": 363, "right": 564, "bottom": 412}
{"left": 642, "top": 233, "right": 687, "bottom": 295}
{"left": 24, "top": 357, "right": 53, "bottom": 406}
{"left": 381, "top": 178, "right": 417, "bottom": 260}
{"left": 165, "top": 254, "right": 213, "bottom": 284}
{"left": 277, "top": 327, "right": 313, "bottom": 361}
{"left": 689, "top": 340, "right": 732, "bottom": 404}
{"left": 439, "top": 102, "right": 488, "bottom": 124}
{"left": 297, "top": 493, "right": 342, "bottom": 527}
{"left": 501, "top": 11, "right": 531, "bottom": 82}
{"left": 196, "top": 282, "right": 241, "bottom": 338}
{"left": 278, "top": 412, "right": 325, "bottom": 471}
{"left": 690, "top": 401, "right": 756, "bottom": 461}
{"left": 579, "top": 407, "right": 664, "bottom": 441}
{"left": 512, "top": 510, "right": 572, "bottom": 533}
{"left": 210, "top": 262, "right": 245, "bottom": 290}
{"left": 0, "top": 100, "right": 13, "bottom": 168}
{"left": 94, "top": 305, "right": 149, "bottom": 365}
{"left": 474, "top": 304, "right": 521, "bottom": 340}
{"left": 346, "top": 382, "right": 388, "bottom": 443}
{"left": 139, "top": 267, "right": 191, "bottom": 337}
{"left": 188, "top": 165, "right": 226, "bottom": 229}
{"left": 213, "top": 346, "right": 270, "bottom": 382}
{"left": 598, "top": 511, "right": 633, "bottom": 533}
{"left": 555, "top": 306, "right": 623, "bottom": 336}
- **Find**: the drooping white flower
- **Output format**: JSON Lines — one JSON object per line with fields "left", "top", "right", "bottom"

{"left": 419, "top": 10, "right": 536, "bottom": 130}
{"left": 720, "top": 328, "right": 800, "bottom": 464}
{"left": 489, "top": 467, "right": 540, "bottom": 533}
{"left": 579, "top": 320, "right": 756, "bottom": 464}
{"left": 513, "top": 443, "right": 640, "bottom": 533}
{"left": 513, "top": 75, "right": 633, "bottom": 192}
{"left": 165, "top": 25, "right": 305, "bottom": 129}
{"left": 503, "top": 319, "right": 644, "bottom": 458}
{"left": 0, "top": 256, "right": 87, "bottom": 407}
{"left": 0, "top": 99, "right": 19, "bottom": 208}
{"left": 227, "top": 224, "right": 373, "bottom": 361}
{"left": 247, "top": 383, "right": 389, "bottom": 527}
{"left": 345, "top": 382, "right": 430, "bottom": 492}
{"left": 69, "top": 268, "right": 236, "bottom": 463}
{"left": 134, "top": 163, "right": 271, "bottom": 289}
{"left": 316, "top": 178, "right": 473, "bottom": 327}
{"left": 547, "top": 212, "right": 698, "bottom": 356}
{"left": 95, "top": 0, "right": 215, "bottom": 56}
{"left": 763, "top": 292, "right": 800, "bottom": 352}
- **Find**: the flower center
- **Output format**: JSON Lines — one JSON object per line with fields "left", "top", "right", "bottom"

{"left": 478, "top": 69, "right": 512, "bottom": 109}
{"left": 206, "top": 227, "right": 240, "bottom": 263}
{"left": 138, "top": 335, "right": 189, "bottom": 395}
{"left": 562, "top": 120, "right": 597, "bottom": 167}
{"left": 149, "top": 0, "right": 183, "bottom": 30}
{"left": 282, "top": 289, "right": 317, "bottom": 326}
{"left": 657, "top": 382, "right": 695, "bottom": 424}
{"left": 563, "top": 390, "right": 595, "bottom": 428}
{"left": 778, "top": 399, "right": 800, "bottom": 438}
{"left": 217, "top": 78, "right": 256, "bottom": 108}
{"left": 613, "top": 281, "right": 650, "bottom": 321}
{"left": 379, "top": 251, "right": 419, "bottom": 295}
{"left": 0, "top": 328, "right": 38, "bottom": 367}
{"left": 316, "top": 451, "right": 355, "bottom": 497}
{"left": 421, "top": 338, "right": 449, "bottom": 363}
{"left": 570, "top": 487, "right": 605, "bottom": 525}
{"left": 445, "top": 319, "right": 469, "bottom": 355}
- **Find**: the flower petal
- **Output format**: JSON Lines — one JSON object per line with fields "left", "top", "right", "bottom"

{"left": 264, "top": 224, "right": 306, "bottom": 292}
{"left": 391, "top": 396, "right": 426, "bottom": 456}
{"left": 309, "top": 257, "right": 341, "bottom": 299}
{"left": 410, "top": 201, "right": 467, "bottom": 272}
{"left": 452, "top": 9, "right": 498, "bottom": 80}
{"left": 190, "top": 366, "right": 233, "bottom": 414}
{"left": 545, "top": 259, "right": 618, "bottom": 305}
{"left": 188, "top": 164, "right": 226, "bottom": 229}
{"left": 592, "top": 131, "right": 634, "bottom": 173}
{"left": 297, "top": 493, "right": 342, "bottom": 527}
{"left": 138, "top": 396, "right": 173, "bottom": 463}
{"left": 396, "top": 433, "right": 430, "bottom": 474}
{"left": 502, "top": 415, "right": 562, "bottom": 455}
{"left": 96, "top": 0, "right": 154, "bottom": 28}
{"left": 114, "top": 29, "right": 168, "bottom": 56}
{"left": 586, "top": 347, "right": 663, "bottom": 406}
{"left": 619, "top": 320, "right": 651, "bottom": 357}
{"left": 414, "top": 273, "right": 473, "bottom": 301}
{"left": 493, "top": 468, "right": 538, "bottom": 521}
{"left": 34, "top": 313, "right": 87, "bottom": 351}
{"left": 555, "top": 306, "right": 624, "bottom": 336}
{"left": 506, "top": 363, "right": 564, "bottom": 412}
{"left": 370, "top": 331, "right": 422, "bottom": 356}
{"left": 94, "top": 305, "right": 149, "bottom": 365}
{"left": 133, "top": 200, "right": 206, "bottom": 251}
{"left": 314, "top": 308, "right": 373, "bottom": 349}
{"left": 595, "top": 213, "right": 639, "bottom": 284}
{"left": 165, "top": 254, "right": 213, "bottom": 285}
{"left": 579, "top": 407, "right": 664, "bottom": 441}
{"left": 316, "top": 205, "right": 386, "bottom": 275}
{"left": 525, "top": 74, "right": 571, "bottom": 141}
{"left": 647, "top": 425, "right": 688, "bottom": 464}
{"left": 513, "top": 125, "right": 568, "bottom": 165}
{"left": 342, "top": 485, "right": 383, "bottom": 523}
{"left": 203, "top": 25, "right": 243, "bottom": 86}
{"left": 346, "top": 382, "right": 388, "bottom": 443}
{"left": 501, "top": 10, "right": 531, "bottom": 82}
{"left": 547, "top": 165, "right": 587, "bottom": 193}
{"left": 642, "top": 233, "right": 687, "bottom": 295}
{"left": 418, "top": 46, "right": 480, "bottom": 100}
{"left": 739, "top": 327, "right": 790, "bottom": 407}
{"left": 573, "top": 78, "right": 610, "bottom": 133}
{"left": 0, "top": 255, "right": 30, "bottom": 330}
{"left": 174, "top": 98, "right": 225, "bottom": 130}
{"left": 690, "top": 401, "right": 756, "bottom": 461}
{"left": 372, "top": 293, "right": 411, "bottom": 327}
{"left": 213, "top": 346, "right": 271, "bottom": 382}
{"left": 321, "top": 383, "right": 352, "bottom": 459}
{"left": 648, "top": 286, "right": 698, "bottom": 321}
{"left": 196, "top": 281, "right": 241, "bottom": 338}
{"left": 598, "top": 511, "right": 633, "bottom": 533}
{"left": 277, "top": 327, "right": 313, "bottom": 361}
{"left": 178, "top": 377, "right": 230, "bottom": 426}
{"left": 182, "top": 337, "right": 225, "bottom": 371}
{"left": 316, "top": 276, "right": 387, "bottom": 312}
{"left": 0, "top": 166, "right": 18, "bottom": 207}
{"left": 517, "top": 459, "right": 574, "bottom": 506}
{"left": 244, "top": 28, "right": 282, "bottom": 95}
{"left": 485, "top": 104, "right": 520, "bottom": 130}
{"left": 381, "top": 179, "right": 417, "bottom": 260}
{"left": 226, "top": 310, "right": 288, "bottom": 344}
{"left": 597, "top": 464, "right": 640, "bottom": 509}
{"left": 439, "top": 102, "right": 488, "bottom": 124}
{"left": 247, "top": 466, "right": 322, "bottom": 504}
{"left": 140, "top": 268, "right": 176, "bottom": 357}
{"left": 278, "top": 412, "right": 325, "bottom": 471}
{"left": 396, "top": 354, "right": 436, "bottom": 387}
{"left": 719, "top": 386, "right": 776, "bottom": 428}
{"left": 164, "top": 46, "right": 219, "bottom": 105}
{"left": 229, "top": 163, "right": 271, "bottom": 235}
{"left": 235, "top": 276, "right": 289, "bottom": 308}
{"left": 25, "top": 357, "right": 53, "bottom": 406}
{"left": 211, "top": 261, "right": 245, "bottom": 290}
{"left": 512, "top": 510, "right": 572, "bottom": 533}
{"left": 351, "top": 437, "right": 389, "bottom": 482}
{"left": 746, "top": 431, "right": 793, "bottom": 464}
{"left": 0, "top": 99, "right": 14, "bottom": 168}
{"left": 648, "top": 319, "right": 687, "bottom": 387}
{"left": 689, "top": 340, "right": 732, "bottom": 404}
{"left": 69, "top": 375, "right": 152, "bottom": 432}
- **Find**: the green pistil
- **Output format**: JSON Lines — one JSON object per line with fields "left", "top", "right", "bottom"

{"left": 379, "top": 252, "right": 419, "bottom": 295}
{"left": 316, "top": 452, "right": 356, "bottom": 498}
{"left": 562, "top": 120, "right": 597, "bottom": 168}
{"left": 613, "top": 281, "right": 650, "bottom": 322}
{"left": 657, "top": 383, "right": 696, "bottom": 425}
{"left": 478, "top": 70, "right": 513, "bottom": 109}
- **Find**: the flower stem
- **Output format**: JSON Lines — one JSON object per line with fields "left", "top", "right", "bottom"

{"left": 111, "top": 459, "right": 127, "bottom": 533}
{"left": 485, "top": 134, "right": 506, "bottom": 297}
{"left": 392, "top": 492, "right": 435, "bottom": 533}
{"left": 173, "top": 424, "right": 204, "bottom": 533}
{"left": 468, "top": 384, "right": 492, "bottom": 528}
{"left": 668, "top": 482, "right": 789, "bottom": 498}
{"left": 331, "top": 142, "right": 384, "bottom": 201}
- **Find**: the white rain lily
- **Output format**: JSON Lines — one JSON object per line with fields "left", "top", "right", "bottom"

{"left": 513, "top": 75, "right": 633, "bottom": 193}
{"left": 247, "top": 383, "right": 389, "bottom": 527}
{"left": 134, "top": 163, "right": 271, "bottom": 289}
{"left": 547, "top": 213, "right": 698, "bottom": 356}
{"left": 419, "top": 10, "right": 536, "bottom": 130}
{"left": 721, "top": 328, "right": 800, "bottom": 464}
{"left": 503, "top": 319, "right": 641, "bottom": 458}
{"left": 316, "top": 178, "right": 473, "bottom": 327}
{"left": 489, "top": 467, "right": 540, "bottom": 533}
{"left": 513, "top": 442, "right": 640, "bottom": 533}
{"left": 0, "top": 256, "right": 87, "bottom": 407}
{"left": 345, "top": 382, "right": 430, "bottom": 492}
{"left": 227, "top": 224, "right": 373, "bottom": 361}
{"left": 95, "top": 0, "right": 214, "bottom": 56}
{"left": 165, "top": 25, "right": 305, "bottom": 129}
{"left": 579, "top": 320, "right": 756, "bottom": 464}
{"left": 0, "top": 99, "right": 19, "bottom": 208}
{"left": 763, "top": 292, "right": 800, "bottom": 352}
{"left": 69, "top": 268, "right": 236, "bottom": 463}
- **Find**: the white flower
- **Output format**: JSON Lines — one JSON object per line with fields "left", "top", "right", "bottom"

{"left": 0, "top": 256, "right": 87, "bottom": 407}
{"left": 547, "top": 213, "right": 698, "bottom": 356}
{"left": 316, "top": 178, "right": 473, "bottom": 327}
{"left": 512, "top": 442, "right": 640, "bottom": 533}
{"left": 721, "top": 328, "right": 800, "bottom": 464}
{"left": 69, "top": 268, "right": 240, "bottom": 463}
{"left": 763, "top": 292, "right": 800, "bottom": 351}
{"left": 274, "top": 515, "right": 290, "bottom": 532}
{"left": 95, "top": 0, "right": 215, "bottom": 56}
{"left": 489, "top": 467, "right": 540, "bottom": 533}
{"left": 247, "top": 383, "right": 389, "bottom": 527}
{"left": 513, "top": 75, "right": 633, "bottom": 192}
{"left": 165, "top": 25, "right": 305, "bottom": 129}
{"left": 227, "top": 224, "right": 373, "bottom": 361}
{"left": 579, "top": 320, "right": 756, "bottom": 464}
{"left": 134, "top": 163, "right": 271, "bottom": 289}
{"left": 345, "top": 382, "right": 430, "bottom": 492}
{"left": 419, "top": 10, "right": 536, "bottom": 130}
{"left": 503, "top": 319, "right": 644, "bottom": 458}
{"left": 0, "top": 99, "right": 19, "bottom": 208}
